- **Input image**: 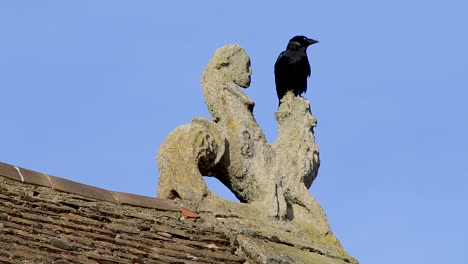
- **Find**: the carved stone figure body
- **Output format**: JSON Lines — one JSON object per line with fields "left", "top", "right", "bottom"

{"left": 158, "top": 45, "right": 329, "bottom": 232}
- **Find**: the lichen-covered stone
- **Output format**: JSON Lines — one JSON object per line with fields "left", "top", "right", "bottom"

{"left": 273, "top": 92, "right": 330, "bottom": 231}
{"left": 156, "top": 44, "right": 358, "bottom": 263}
{"left": 157, "top": 117, "right": 224, "bottom": 201}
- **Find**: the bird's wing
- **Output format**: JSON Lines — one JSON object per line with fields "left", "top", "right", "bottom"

{"left": 294, "top": 54, "right": 311, "bottom": 94}
{"left": 302, "top": 55, "right": 311, "bottom": 77}
{"left": 274, "top": 52, "right": 287, "bottom": 72}
{"left": 274, "top": 52, "right": 291, "bottom": 100}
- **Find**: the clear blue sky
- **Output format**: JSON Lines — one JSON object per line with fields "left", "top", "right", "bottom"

{"left": 1, "top": 1, "right": 467, "bottom": 263}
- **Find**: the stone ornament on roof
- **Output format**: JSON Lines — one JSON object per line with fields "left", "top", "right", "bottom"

{"left": 157, "top": 45, "right": 357, "bottom": 263}
{"left": 158, "top": 44, "right": 327, "bottom": 230}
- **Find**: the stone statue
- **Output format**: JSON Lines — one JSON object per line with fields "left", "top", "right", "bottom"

{"left": 158, "top": 44, "right": 328, "bottom": 233}
{"left": 157, "top": 45, "right": 358, "bottom": 263}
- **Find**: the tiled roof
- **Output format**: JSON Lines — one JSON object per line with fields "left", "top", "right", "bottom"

{"left": 0, "top": 162, "right": 246, "bottom": 263}
{"left": 0, "top": 162, "right": 179, "bottom": 211}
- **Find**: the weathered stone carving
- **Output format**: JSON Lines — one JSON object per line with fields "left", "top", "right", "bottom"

{"left": 157, "top": 45, "right": 358, "bottom": 263}
{"left": 157, "top": 44, "right": 328, "bottom": 233}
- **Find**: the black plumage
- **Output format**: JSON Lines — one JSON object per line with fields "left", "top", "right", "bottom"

{"left": 274, "top": 35, "right": 318, "bottom": 104}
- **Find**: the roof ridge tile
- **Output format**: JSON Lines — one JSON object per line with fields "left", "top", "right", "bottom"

{"left": 0, "top": 161, "right": 180, "bottom": 212}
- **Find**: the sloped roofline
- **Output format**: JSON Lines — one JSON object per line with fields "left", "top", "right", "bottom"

{"left": 0, "top": 161, "right": 179, "bottom": 212}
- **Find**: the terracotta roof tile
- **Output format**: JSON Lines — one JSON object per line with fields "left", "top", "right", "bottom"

{"left": 0, "top": 161, "right": 21, "bottom": 181}
{"left": 18, "top": 167, "right": 52, "bottom": 187}
{"left": 111, "top": 191, "right": 179, "bottom": 211}
{"left": 182, "top": 207, "right": 201, "bottom": 218}
{"left": 48, "top": 175, "right": 117, "bottom": 203}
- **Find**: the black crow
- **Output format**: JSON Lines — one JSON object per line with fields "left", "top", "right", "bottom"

{"left": 274, "top": 35, "right": 319, "bottom": 105}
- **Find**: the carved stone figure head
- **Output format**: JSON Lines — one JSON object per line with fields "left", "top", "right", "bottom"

{"left": 210, "top": 45, "right": 252, "bottom": 88}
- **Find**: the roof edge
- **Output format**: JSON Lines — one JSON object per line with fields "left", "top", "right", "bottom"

{"left": 0, "top": 161, "right": 180, "bottom": 212}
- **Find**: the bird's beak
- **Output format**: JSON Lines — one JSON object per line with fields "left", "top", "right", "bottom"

{"left": 308, "top": 38, "right": 319, "bottom": 45}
